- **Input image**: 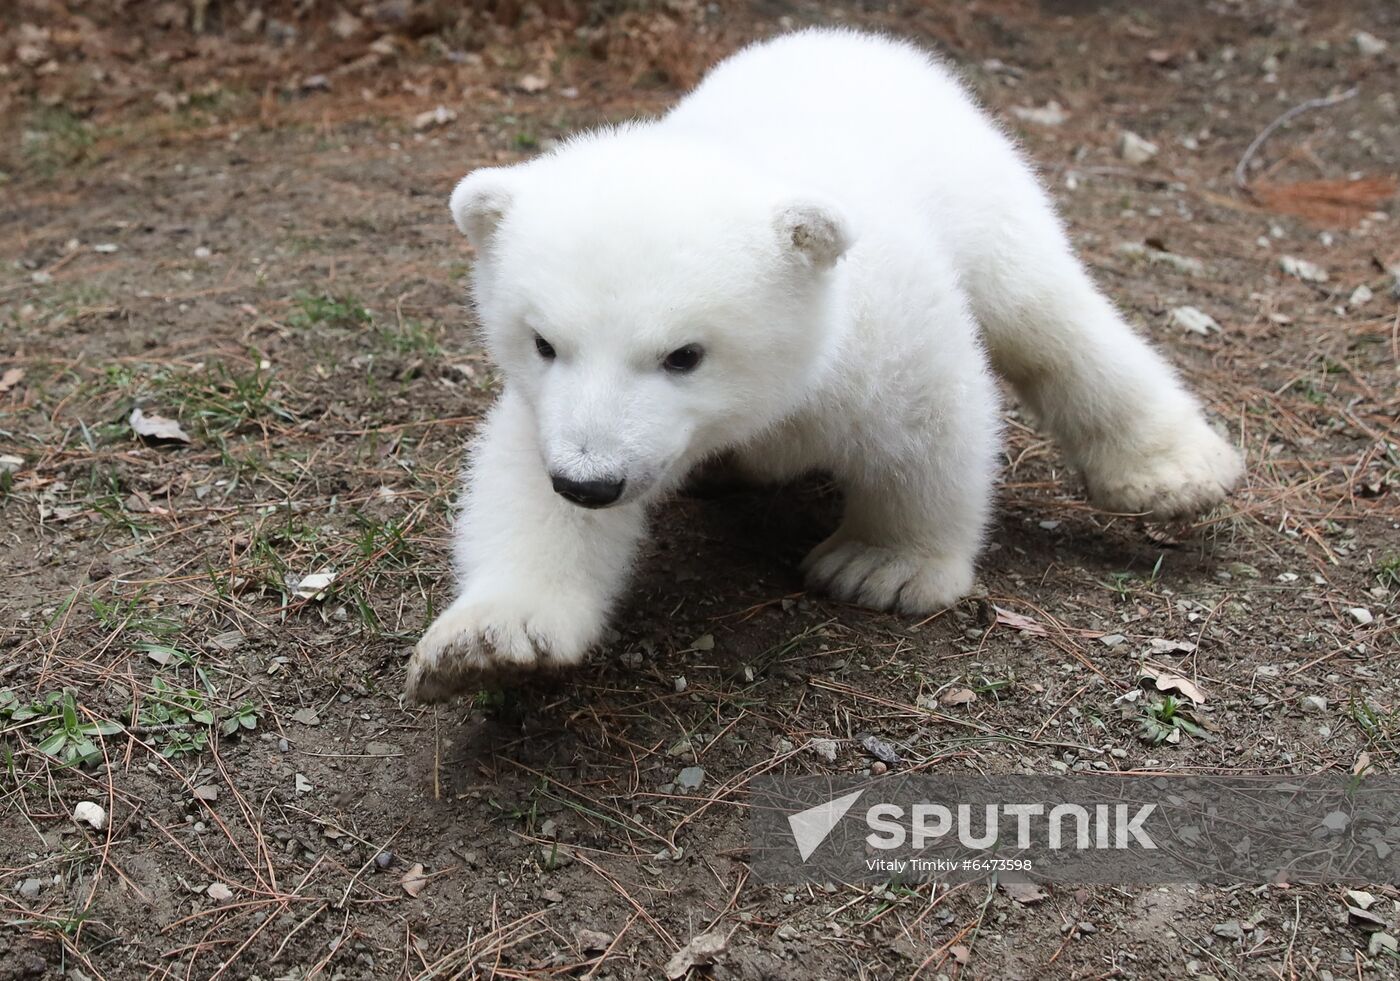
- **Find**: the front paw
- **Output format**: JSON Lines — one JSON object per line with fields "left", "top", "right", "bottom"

{"left": 802, "top": 537, "right": 975, "bottom": 615}
{"left": 1085, "top": 420, "right": 1243, "bottom": 521}
{"left": 405, "top": 590, "right": 605, "bottom": 703}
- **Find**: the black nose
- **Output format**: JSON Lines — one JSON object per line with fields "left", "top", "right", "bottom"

{"left": 550, "top": 474, "right": 625, "bottom": 508}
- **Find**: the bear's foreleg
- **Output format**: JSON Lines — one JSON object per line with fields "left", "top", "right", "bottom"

{"left": 406, "top": 389, "right": 645, "bottom": 702}
{"left": 802, "top": 373, "right": 1000, "bottom": 616}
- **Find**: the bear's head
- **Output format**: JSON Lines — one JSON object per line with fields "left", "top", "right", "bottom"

{"left": 449, "top": 129, "right": 851, "bottom": 508}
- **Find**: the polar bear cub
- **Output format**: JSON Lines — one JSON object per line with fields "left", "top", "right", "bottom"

{"left": 406, "top": 28, "right": 1242, "bottom": 702}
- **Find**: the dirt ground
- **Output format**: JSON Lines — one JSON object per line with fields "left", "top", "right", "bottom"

{"left": 2, "top": 0, "right": 1398, "bottom": 978}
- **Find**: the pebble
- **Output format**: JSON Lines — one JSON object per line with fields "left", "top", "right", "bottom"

{"left": 810, "top": 738, "right": 839, "bottom": 763}
{"left": 1300, "top": 695, "right": 1328, "bottom": 713}
{"left": 1349, "top": 284, "right": 1374, "bottom": 308}
{"left": 677, "top": 766, "right": 705, "bottom": 791}
{"left": 1355, "top": 31, "right": 1389, "bottom": 57}
{"left": 374, "top": 850, "right": 393, "bottom": 869}
{"left": 1011, "top": 101, "right": 1069, "bottom": 126}
{"left": 1348, "top": 607, "right": 1374, "bottom": 626}
{"left": 1212, "top": 920, "right": 1245, "bottom": 941}
{"left": 1120, "top": 131, "right": 1159, "bottom": 164}
{"left": 18, "top": 878, "right": 43, "bottom": 900}
{"left": 1280, "top": 255, "right": 1328, "bottom": 282}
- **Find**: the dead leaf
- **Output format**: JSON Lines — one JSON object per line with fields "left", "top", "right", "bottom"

{"left": 994, "top": 607, "right": 1046, "bottom": 635}
{"left": 665, "top": 931, "right": 728, "bottom": 979}
{"left": 949, "top": 944, "right": 971, "bottom": 964}
{"left": 129, "top": 407, "right": 191, "bottom": 444}
{"left": 941, "top": 687, "right": 978, "bottom": 707}
{"left": 1139, "top": 666, "right": 1208, "bottom": 704}
{"left": 401, "top": 863, "right": 428, "bottom": 898}
{"left": 0, "top": 368, "right": 24, "bottom": 393}
{"left": 1001, "top": 880, "right": 1048, "bottom": 905}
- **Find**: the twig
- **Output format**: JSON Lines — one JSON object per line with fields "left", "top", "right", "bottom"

{"left": 1234, "top": 87, "right": 1359, "bottom": 189}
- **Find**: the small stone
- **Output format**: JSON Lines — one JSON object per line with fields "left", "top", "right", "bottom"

{"left": 73, "top": 801, "right": 107, "bottom": 830}
{"left": 1369, "top": 932, "right": 1398, "bottom": 957}
{"left": 677, "top": 766, "right": 705, "bottom": 791}
{"left": 1300, "top": 695, "right": 1328, "bottom": 713}
{"left": 1349, "top": 284, "right": 1374, "bottom": 308}
{"left": 809, "top": 738, "right": 839, "bottom": 763}
{"left": 192, "top": 785, "right": 218, "bottom": 801}
{"left": 541, "top": 888, "right": 564, "bottom": 903}
{"left": 1212, "top": 920, "right": 1245, "bottom": 941}
{"left": 1098, "top": 633, "right": 1127, "bottom": 649}
{"left": 330, "top": 9, "right": 362, "bottom": 38}
{"left": 1120, "top": 131, "right": 1159, "bottom": 164}
{"left": 18, "top": 878, "right": 43, "bottom": 900}
{"left": 538, "top": 843, "right": 574, "bottom": 869}
{"left": 193, "top": 245, "right": 211, "bottom": 259}
{"left": 1355, "top": 32, "right": 1389, "bottom": 57}
{"left": 1170, "top": 306, "right": 1221, "bottom": 336}
{"left": 290, "top": 707, "right": 320, "bottom": 726}
{"left": 1280, "top": 255, "right": 1328, "bottom": 282}
{"left": 206, "top": 882, "right": 233, "bottom": 901}
{"left": 1346, "top": 890, "right": 1376, "bottom": 910}
{"left": 575, "top": 928, "right": 614, "bottom": 951}
{"left": 518, "top": 74, "right": 549, "bottom": 93}
{"left": 1348, "top": 608, "right": 1374, "bottom": 626}
{"left": 1011, "top": 101, "right": 1068, "bottom": 126}
{"left": 374, "top": 850, "right": 394, "bottom": 869}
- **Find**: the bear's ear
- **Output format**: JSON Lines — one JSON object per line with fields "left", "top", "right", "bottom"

{"left": 449, "top": 169, "right": 516, "bottom": 253}
{"left": 773, "top": 201, "right": 851, "bottom": 270}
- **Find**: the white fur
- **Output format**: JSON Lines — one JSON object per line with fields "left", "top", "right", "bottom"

{"left": 406, "top": 28, "right": 1243, "bottom": 701}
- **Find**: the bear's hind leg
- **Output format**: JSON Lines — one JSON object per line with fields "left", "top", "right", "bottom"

{"left": 963, "top": 203, "right": 1243, "bottom": 521}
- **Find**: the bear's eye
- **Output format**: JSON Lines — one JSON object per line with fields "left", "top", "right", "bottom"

{"left": 662, "top": 344, "right": 704, "bottom": 374}
{"left": 534, "top": 334, "right": 556, "bottom": 360}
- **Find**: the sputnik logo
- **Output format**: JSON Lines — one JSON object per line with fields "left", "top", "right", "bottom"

{"left": 787, "top": 789, "right": 866, "bottom": 861}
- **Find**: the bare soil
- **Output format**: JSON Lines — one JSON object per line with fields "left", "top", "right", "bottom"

{"left": 2, "top": 1, "right": 1398, "bottom": 978}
